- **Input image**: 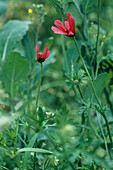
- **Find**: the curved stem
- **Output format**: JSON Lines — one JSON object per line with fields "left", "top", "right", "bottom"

{"left": 73, "top": 37, "right": 112, "bottom": 144}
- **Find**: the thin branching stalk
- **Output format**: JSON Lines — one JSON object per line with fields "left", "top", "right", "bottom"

{"left": 72, "top": 37, "right": 112, "bottom": 144}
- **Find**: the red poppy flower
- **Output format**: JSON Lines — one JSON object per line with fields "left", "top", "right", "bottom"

{"left": 51, "top": 12, "right": 76, "bottom": 37}
{"left": 36, "top": 43, "right": 50, "bottom": 63}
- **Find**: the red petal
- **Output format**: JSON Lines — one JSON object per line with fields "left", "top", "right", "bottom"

{"left": 43, "top": 43, "right": 50, "bottom": 60}
{"left": 65, "top": 21, "right": 70, "bottom": 32}
{"left": 44, "top": 51, "right": 50, "bottom": 60}
{"left": 67, "top": 12, "right": 76, "bottom": 34}
{"left": 54, "top": 20, "right": 66, "bottom": 32}
{"left": 36, "top": 43, "right": 39, "bottom": 54}
{"left": 51, "top": 26, "right": 68, "bottom": 35}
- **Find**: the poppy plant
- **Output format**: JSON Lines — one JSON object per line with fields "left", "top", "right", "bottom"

{"left": 36, "top": 43, "right": 50, "bottom": 63}
{"left": 51, "top": 12, "right": 76, "bottom": 37}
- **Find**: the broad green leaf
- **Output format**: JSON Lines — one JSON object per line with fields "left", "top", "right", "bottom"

{"left": 81, "top": 0, "right": 96, "bottom": 13}
{"left": 2, "top": 52, "right": 28, "bottom": 98}
{"left": 48, "top": 0, "right": 64, "bottom": 16}
{"left": 0, "top": 20, "right": 31, "bottom": 61}
{"left": 22, "top": 35, "right": 35, "bottom": 70}
{"left": 16, "top": 147, "right": 52, "bottom": 155}
{"left": 0, "top": 1, "right": 7, "bottom": 16}
{"left": 64, "top": 42, "right": 82, "bottom": 72}
{"left": 83, "top": 73, "right": 108, "bottom": 102}
{"left": 65, "top": 1, "right": 83, "bottom": 25}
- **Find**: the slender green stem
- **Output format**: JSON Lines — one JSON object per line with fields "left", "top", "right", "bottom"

{"left": 77, "top": 85, "right": 83, "bottom": 99}
{"left": 14, "top": 157, "right": 21, "bottom": 170}
{"left": 95, "top": 0, "right": 100, "bottom": 78}
{"left": 33, "top": 152, "right": 36, "bottom": 170}
{"left": 96, "top": 112, "right": 111, "bottom": 160}
{"left": 35, "top": 63, "right": 43, "bottom": 117}
{"left": 77, "top": 85, "right": 85, "bottom": 125}
{"left": 73, "top": 37, "right": 112, "bottom": 144}
{"left": 33, "top": 63, "right": 43, "bottom": 169}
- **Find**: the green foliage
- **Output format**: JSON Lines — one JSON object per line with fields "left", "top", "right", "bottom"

{"left": 22, "top": 35, "right": 35, "bottom": 70}
{"left": 0, "top": 20, "right": 31, "bottom": 61}
{"left": 64, "top": 1, "right": 83, "bottom": 25}
{"left": 17, "top": 147, "right": 52, "bottom": 155}
{"left": 64, "top": 41, "right": 82, "bottom": 71}
{"left": 48, "top": 0, "right": 64, "bottom": 16}
{"left": 2, "top": 52, "right": 28, "bottom": 98}
{"left": 23, "top": 133, "right": 39, "bottom": 169}
{"left": 83, "top": 73, "right": 108, "bottom": 102}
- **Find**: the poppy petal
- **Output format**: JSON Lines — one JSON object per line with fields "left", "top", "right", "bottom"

{"left": 43, "top": 43, "right": 48, "bottom": 59}
{"left": 36, "top": 43, "right": 39, "bottom": 54}
{"left": 44, "top": 51, "right": 50, "bottom": 60}
{"left": 51, "top": 26, "right": 68, "bottom": 35}
{"left": 54, "top": 20, "right": 66, "bottom": 32}
{"left": 64, "top": 21, "right": 70, "bottom": 32}
{"left": 67, "top": 12, "right": 76, "bottom": 34}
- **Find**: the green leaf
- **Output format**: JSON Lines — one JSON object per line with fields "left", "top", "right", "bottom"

{"left": 2, "top": 52, "right": 28, "bottom": 98}
{"left": 22, "top": 133, "right": 40, "bottom": 169}
{"left": 0, "top": 20, "right": 31, "bottom": 61}
{"left": 64, "top": 42, "right": 82, "bottom": 72}
{"left": 65, "top": 1, "right": 83, "bottom": 25}
{"left": 81, "top": 0, "right": 96, "bottom": 13}
{"left": 0, "top": 1, "right": 7, "bottom": 16}
{"left": 83, "top": 73, "right": 108, "bottom": 102}
{"left": 48, "top": 0, "right": 64, "bottom": 16}
{"left": 22, "top": 35, "right": 35, "bottom": 70}
{"left": 16, "top": 147, "right": 52, "bottom": 155}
